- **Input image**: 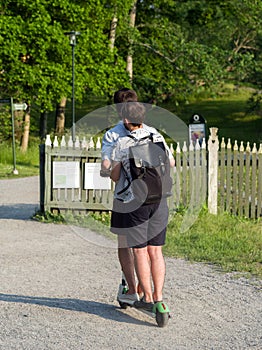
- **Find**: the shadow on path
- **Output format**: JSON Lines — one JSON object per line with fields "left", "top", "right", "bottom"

{"left": 0, "top": 293, "right": 154, "bottom": 327}
{"left": 0, "top": 204, "right": 39, "bottom": 220}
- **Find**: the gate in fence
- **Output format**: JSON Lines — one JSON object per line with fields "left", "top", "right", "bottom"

{"left": 40, "top": 135, "right": 114, "bottom": 214}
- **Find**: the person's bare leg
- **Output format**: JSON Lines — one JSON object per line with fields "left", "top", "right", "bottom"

{"left": 118, "top": 235, "right": 137, "bottom": 294}
{"left": 147, "top": 245, "right": 165, "bottom": 302}
{"left": 133, "top": 247, "right": 153, "bottom": 302}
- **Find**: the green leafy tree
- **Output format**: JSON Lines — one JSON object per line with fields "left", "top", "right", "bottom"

{"left": 0, "top": 0, "right": 130, "bottom": 144}
{"left": 113, "top": 0, "right": 262, "bottom": 103}
{"left": 0, "top": 0, "right": 261, "bottom": 146}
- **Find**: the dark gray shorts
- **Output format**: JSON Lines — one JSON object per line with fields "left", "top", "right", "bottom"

{"left": 110, "top": 199, "right": 168, "bottom": 248}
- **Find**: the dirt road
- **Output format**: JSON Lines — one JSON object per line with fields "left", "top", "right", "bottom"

{"left": 0, "top": 177, "right": 261, "bottom": 349}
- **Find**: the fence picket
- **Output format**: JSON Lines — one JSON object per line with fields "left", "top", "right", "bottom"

{"left": 244, "top": 143, "right": 251, "bottom": 217}
{"left": 226, "top": 139, "right": 232, "bottom": 212}
{"left": 219, "top": 138, "right": 226, "bottom": 212}
{"left": 189, "top": 140, "right": 195, "bottom": 206}
{"left": 238, "top": 141, "right": 245, "bottom": 216}
{"left": 232, "top": 140, "right": 239, "bottom": 215}
{"left": 174, "top": 142, "right": 182, "bottom": 208}
{"left": 201, "top": 138, "right": 207, "bottom": 207}
{"left": 195, "top": 140, "right": 201, "bottom": 208}
{"left": 182, "top": 142, "right": 188, "bottom": 206}
{"left": 251, "top": 144, "right": 257, "bottom": 218}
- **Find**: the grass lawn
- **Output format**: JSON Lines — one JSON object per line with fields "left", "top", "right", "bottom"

{"left": 165, "top": 209, "right": 262, "bottom": 279}
{"left": 170, "top": 86, "right": 261, "bottom": 145}
{"left": 0, "top": 140, "right": 39, "bottom": 178}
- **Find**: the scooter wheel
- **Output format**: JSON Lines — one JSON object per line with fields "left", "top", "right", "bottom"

{"left": 119, "top": 301, "right": 128, "bottom": 309}
{"left": 156, "top": 309, "right": 169, "bottom": 327}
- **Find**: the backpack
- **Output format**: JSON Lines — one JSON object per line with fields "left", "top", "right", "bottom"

{"left": 118, "top": 134, "right": 173, "bottom": 204}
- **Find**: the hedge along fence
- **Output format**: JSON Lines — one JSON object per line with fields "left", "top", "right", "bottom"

{"left": 39, "top": 128, "right": 262, "bottom": 219}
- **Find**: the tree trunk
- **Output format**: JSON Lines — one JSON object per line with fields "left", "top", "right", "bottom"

{"left": 20, "top": 106, "right": 30, "bottom": 153}
{"left": 14, "top": 111, "right": 23, "bottom": 141}
{"left": 109, "top": 13, "right": 118, "bottom": 51}
{"left": 55, "top": 96, "right": 67, "bottom": 135}
{"left": 126, "top": 1, "right": 137, "bottom": 81}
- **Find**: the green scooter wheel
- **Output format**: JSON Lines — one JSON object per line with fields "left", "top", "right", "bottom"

{"left": 155, "top": 309, "right": 169, "bottom": 327}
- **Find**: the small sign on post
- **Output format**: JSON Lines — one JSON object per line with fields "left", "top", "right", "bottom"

{"left": 189, "top": 113, "right": 206, "bottom": 146}
{"left": 13, "top": 103, "right": 28, "bottom": 111}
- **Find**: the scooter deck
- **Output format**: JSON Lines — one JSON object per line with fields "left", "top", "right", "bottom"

{"left": 119, "top": 300, "right": 170, "bottom": 327}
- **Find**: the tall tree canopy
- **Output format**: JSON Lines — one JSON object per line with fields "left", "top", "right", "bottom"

{"left": 0, "top": 0, "right": 261, "bottom": 131}
{"left": 0, "top": 0, "right": 131, "bottom": 111}
{"left": 124, "top": 0, "right": 262, "bottom": 101}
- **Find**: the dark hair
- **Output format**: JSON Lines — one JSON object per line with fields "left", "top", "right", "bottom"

{"left": 120, "top": 102, "right": 146, "bottom": 126}
{"left": 113, "top": 88, "right": 138, "bottom": 103}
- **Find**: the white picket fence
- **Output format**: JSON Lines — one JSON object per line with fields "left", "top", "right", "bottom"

{"left": 40, "top": 127, "right": 262, "bottom": 219}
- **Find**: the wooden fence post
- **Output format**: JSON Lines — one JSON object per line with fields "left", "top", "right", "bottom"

{"left": 39, "top": 144, "right": 45, "bottom": 213}
{"left": 208, "top": 127, "right": 219, "bottom": 214}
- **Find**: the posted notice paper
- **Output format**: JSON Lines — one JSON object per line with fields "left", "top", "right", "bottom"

{"left": 84, "top": 163, "right": 111, "bottom": 190}
{"left": 53, "top": 161, "right": 80, "bottom": 189}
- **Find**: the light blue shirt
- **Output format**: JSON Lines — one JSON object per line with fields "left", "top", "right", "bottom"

{"left": 101, "top": 121, "right": 157, "bottom": 161}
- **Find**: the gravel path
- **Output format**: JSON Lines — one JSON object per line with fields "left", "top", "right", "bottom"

{"left": 0, "top": 176, "right": 261, "bottom": 350}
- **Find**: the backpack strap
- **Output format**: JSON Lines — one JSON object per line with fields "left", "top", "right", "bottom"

{"left": 126, "top": 132, "right": 154, "bottom": 143}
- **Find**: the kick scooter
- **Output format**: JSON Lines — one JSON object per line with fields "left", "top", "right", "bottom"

{"left": 118, "top": 277, "right": 170, "bottom": 328}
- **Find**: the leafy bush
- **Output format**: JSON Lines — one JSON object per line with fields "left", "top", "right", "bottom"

{"left": 0, "top": 107, "right": 12, "bottom": 142}
{"left": 246, "top": 91, "right": 262, "bottom": 115}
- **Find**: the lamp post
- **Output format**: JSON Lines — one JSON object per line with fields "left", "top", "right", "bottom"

{"left": 65, "top": 31, "right": 80, "bottom": 143}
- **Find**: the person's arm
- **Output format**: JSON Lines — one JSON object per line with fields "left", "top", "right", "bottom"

{"left": 110, "top": 161, "right": 121, "bottom": 182}
{"left": 100, "top": 129, "right": 117, "bottom": 176}
{"left": 100, "top": 122, "right": 126, "bottom": 175}
{"left": 101, "top": 134, "right": 113, "bottom": 161}
{"left": 169, "top": 156, "right": 175, "bottom": 168}
{"left": 109, "top": 140, "right": 122, "bottom": 182}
